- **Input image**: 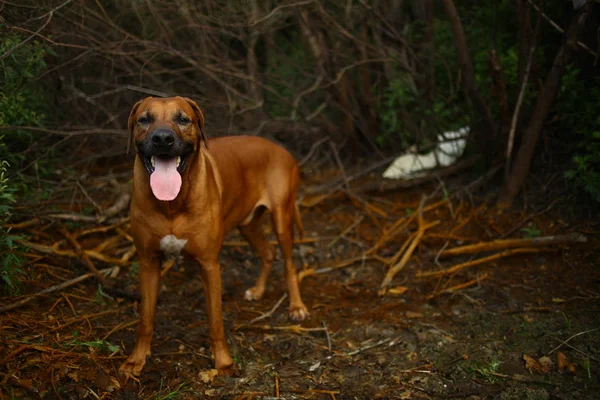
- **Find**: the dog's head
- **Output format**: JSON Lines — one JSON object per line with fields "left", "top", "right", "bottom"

{"left": 128, "top": 96, "right": 208, "bottom": 201}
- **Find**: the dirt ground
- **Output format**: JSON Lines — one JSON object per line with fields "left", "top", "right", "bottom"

{"left": 1, "top": 163, "right": 599, "bottom": 399}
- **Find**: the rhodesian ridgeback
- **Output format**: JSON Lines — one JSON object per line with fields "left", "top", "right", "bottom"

{"left": 119, "top": 96, "right": 308, "bottom": 377}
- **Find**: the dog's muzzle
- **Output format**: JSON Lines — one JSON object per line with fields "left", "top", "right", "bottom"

{"left": 137, "top": 129, "right": 194, "bottom": 201}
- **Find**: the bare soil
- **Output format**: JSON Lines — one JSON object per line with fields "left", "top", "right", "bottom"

{"left": 1, "top": 165, "right": 599, "bottom": 400}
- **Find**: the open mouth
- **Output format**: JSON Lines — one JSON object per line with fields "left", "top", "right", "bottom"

{"left": 141, "top": 154, "right": 190, "bottom": 202}
{"left": 142, "top": 154, "right": 189, "bottom": 175}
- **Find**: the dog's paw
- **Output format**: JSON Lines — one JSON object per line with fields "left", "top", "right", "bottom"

{"left": 119, "top": 357, "right": 145, "bottom": 378}
{"left": 244, "top": 286, "right": 264, "bottom": 301}
{"left": 289, "top": 305, "right": 310, "bottom": 321}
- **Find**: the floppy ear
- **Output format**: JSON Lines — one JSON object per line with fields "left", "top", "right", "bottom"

{"left": 183, "top": 97, "right": 209, "bottom": 149}
{"left": 126, "top": 98, "right": 149, "bottom": 155}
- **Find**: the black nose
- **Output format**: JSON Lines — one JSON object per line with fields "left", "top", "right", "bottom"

{"left": 150, "top": 129, "right": 175, "bottom": 148}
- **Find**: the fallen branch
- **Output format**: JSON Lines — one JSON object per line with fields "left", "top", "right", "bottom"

{"left": 437, "top": 233, "right": 587, "bottom": 259}
{"left": 298, "top": 254, "right": 370, "bottom": 283}
{"left": 357, "top": 156, "right": 480, "bottom": 194}
{"left": 426, "top": 273, "right": 489, "bottom": 300}
{"left": 16, "top": 239, "right": 131, "bottom": 266}
{"left": 380, "top": 197, "right": 439, "bottom": 287}
{"left": 347, "top": 338, "right": 391, "bottom": 356}
{"left": 97, "top": 185, "right": 131, "bottom": 223}
{"left": 60, "top": 227, "right": 111, "bottom": 287}
{"left": 417, "top": 248, "right": 545, "bottom": 278}
{"left": 0, "top": 267, "right": 117, "bottom": 313}
{"left": 234, "top": 324, "right": 327, "bottom": 334}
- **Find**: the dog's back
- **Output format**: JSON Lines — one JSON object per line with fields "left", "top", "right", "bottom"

{"left": 207, "top": 135, "right": 300, "bottom": 232}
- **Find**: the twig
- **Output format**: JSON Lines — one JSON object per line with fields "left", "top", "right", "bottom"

{"left": 346, "top": 338, "right": 391, "bottom": 356}
{"left": 328, "top": 215, "right": 364, "bottom": 248}
{"left": 76, "top": 181, "right": 102, "bottom": 212}
{"left": 426, "top": 273, "right": 489, "bottom": 300}
{"left": 322, "top": 321, "right": 332, "bottom": 354}
{"left": 60, "top": 227, "right": 111, "bottom": 286}
{"left": 549, "top": 328, "right": 600, "bottom": 355}
{"left": 304, "top": 156, "right": 397, "bottom": 196}
{"left": 223, "top": 236, "right": 326, "bottom": 247}
{"left": 160, "top": 259, "right": 177, "bottom": 277}
{"left": 550, "top": 337, "right": 600, "bottom": 364}
{"left": 0, "top": 267, "right": 117, "bottom": 313}
{"left": 249, "top": 0, "right": 315, "bottom": 26}
{"left": 16, "top": 239, "right": 131, "bottom": 265}
{"left": 380, "top": 197, "right": 439, "bottom": 287}
{"left": 298, "top": 254, "right": 370, "bottom": 283}
{"left": 329, "top": 141, "right": 349, "bottom": 189}
{"left": 46, "top": 213, "right": 97, "bottom": 222}
{"left": 488, "top": 371, "right": 557, "bottom": 385}
{"left": 0, "top": 0, "right": 73, "bottom": 61}
{"left": 102, "top": 320, "right": 139, "bottom": 341}
{"left": 28, "top": 310, "right": 119, "bottom": 339}
{"left": 505, "top": 8, "right": 541, "bottom": 180}
{"left": 298, "top": 136, "right": 330, "bottom": 167}
{"left": 234, "top": 324, "right": 326, "bottom": 334}
{"left": 437, "top": 233, "right": 587, "bottom": 259}
{"left": 97, "top": 184, "right": 131, "bottom": 223}
{"left": 499, "top": 198, "right": 560, "bottom": 239}
{"left": 358, "top": 155, "right": 481, "bottom": 194}
{"left": 526, "top": 0, "right": 598, "bottom": 58}
{"left": 250, "top": 293, "right": 288, "bottom": 324}
{"left": 417, "top": 248, "right": 545, "bottom": 278}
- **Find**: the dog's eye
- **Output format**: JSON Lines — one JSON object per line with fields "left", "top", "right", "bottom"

{"left": 177, "top": 116, "right": 191, "bottom": 125}
{"left": 137, "top": 116, "right": 151, "bottom": 125}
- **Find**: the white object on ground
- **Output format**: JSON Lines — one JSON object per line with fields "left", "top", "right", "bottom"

{"left": 382, "top": 127, "right": 469, "bottom": 180}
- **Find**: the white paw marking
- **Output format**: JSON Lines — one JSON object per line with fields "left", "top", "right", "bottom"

{"left": 244, "top": 288, "right": 262, "bottom": 301}
{"left": 289, "top": 307, "right": 309, "bottom": 321}
{"left": 160, "top": 235, "right": 187, "bottom": 256}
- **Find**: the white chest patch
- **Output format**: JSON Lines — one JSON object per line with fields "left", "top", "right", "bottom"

{"left": 160, "top": 235, "right": 187, "bottom": 256}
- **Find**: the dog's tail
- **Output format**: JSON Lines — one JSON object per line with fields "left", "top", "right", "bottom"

{"left": 294, "top": 201, "right": 304, "bottom": 240}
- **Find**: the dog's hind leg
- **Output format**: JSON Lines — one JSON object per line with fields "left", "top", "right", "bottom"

{"left": 239, "top": 212, "right": 275, "bottom": 301}
{"left": 272, "top": 201, "right": 309, "bottom": 321}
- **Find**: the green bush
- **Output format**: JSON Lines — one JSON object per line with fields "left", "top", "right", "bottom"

{"left": 0, "top": 156, "right": 24, "bottom": 295}
{"left": 559, "top": 69, "right": 600, "bottom": 202}
{"left": 0, "top": 30, "right": 51, "bottom": 294}
{"left": 0, "top": 30, "right": 52, "bottom": 165}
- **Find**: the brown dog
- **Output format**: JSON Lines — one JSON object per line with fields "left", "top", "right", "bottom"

{"left": 119, "top": 96, "right": 308, "bottom": 377}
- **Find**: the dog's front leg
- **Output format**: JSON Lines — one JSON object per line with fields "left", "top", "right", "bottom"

{"left": 120, "top": 252, "right": 161, "bottom": 377}
{"left": 197, "top": 257, "right": 234, "bottom": 370}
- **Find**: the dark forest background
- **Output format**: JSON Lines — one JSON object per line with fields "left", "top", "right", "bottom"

{"left": 1, "top": 0, "right": 599, "bottom": 273}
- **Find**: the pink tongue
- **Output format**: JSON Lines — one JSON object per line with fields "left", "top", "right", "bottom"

{"left": 150, "top": 157, "right": 182, "bottom": 201}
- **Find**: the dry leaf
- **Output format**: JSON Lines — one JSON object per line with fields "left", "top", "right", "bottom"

{"left": 198, "top": 369, "right": 218, "bottom": 383}
{"left": 67, "top": 371, "right": 79, "bottom": 382}
{"left": 522, "top": 314, "right": 534, "bottom": 323}
{"left": 405, "top": 311, "right": 423, "bottom": 319}
{"left": 538, "top": 356, "right": 553, "bottom": 371}
{"left": 106, "top": 376, "right": 121, "bottom": 391}
{"left": 557, "top": 352, "right": 569, "bottom": 372}
{"left": 523, "top": 354, "right": 539, "bottom": 371}
{"left": 388, "top": 286, "right": 408, "bottom": 295}
{"left": 523, "top": 354, "right": 551, "bottom": 373}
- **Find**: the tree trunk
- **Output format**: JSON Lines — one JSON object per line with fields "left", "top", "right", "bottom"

{"left": 489, "top": 49, "right": 510, "bottom": 137}
{"left": 415, "top": 0, "right": 435, "bottom": 104}
{"left": 517, "top": 0, "right": 533, "bottom": 87}
{"left": 441, "top": 0, "right": 497, "bottom": 154}
{"left": 358, "top": 23, "right": 378, "bottom": 143}
{"left": 499, "top": 4, "right": 592, "bottom": 206}
{"left": 247, "top": 0, "right": 263, "bottom": 104}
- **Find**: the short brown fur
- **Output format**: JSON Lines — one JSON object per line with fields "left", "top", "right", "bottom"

{"left": 120, "top": 97, "right": 308, "bottom": 377}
